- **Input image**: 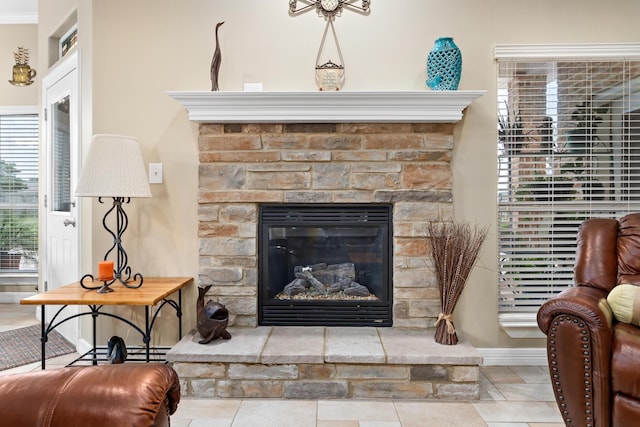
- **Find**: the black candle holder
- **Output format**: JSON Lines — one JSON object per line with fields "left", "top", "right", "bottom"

{"left": 80, "top": 274, "right": 115, "bottom": 293}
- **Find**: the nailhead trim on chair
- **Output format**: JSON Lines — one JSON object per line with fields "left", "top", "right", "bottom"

{"left": 549, "top": 315, "right": 593, "bottom": 427}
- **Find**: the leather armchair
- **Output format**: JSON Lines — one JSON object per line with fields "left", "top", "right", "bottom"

{"left": 0, "top": 363, "right": 180, "bottom": 427}
{"left": 538, "top": 213, "right": 640, "bottom": 427}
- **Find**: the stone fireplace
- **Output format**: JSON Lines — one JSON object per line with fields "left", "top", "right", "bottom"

{"left": 167, "top": 91, "right": 485, "bottom": 400}
{"left": 170, "top": 91, "right": 484, "bottom": 329}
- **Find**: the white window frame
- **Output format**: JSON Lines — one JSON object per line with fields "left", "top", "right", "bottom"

{"left": 495, "top": 44, "right": 640, "bottom": 338}
{"left": 0, "top": 106, "right": 39, "bottom": 291}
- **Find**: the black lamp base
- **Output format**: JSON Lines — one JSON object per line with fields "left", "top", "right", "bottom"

{"left": 79, "top": 197, "right": 144, "bottom": 292}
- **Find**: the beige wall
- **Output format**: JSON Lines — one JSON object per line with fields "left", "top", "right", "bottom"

{"left": 38, "top": 0, "right": 640, "bottom": 348}
{"left": 0, "top": 24, "right": 38, "bottom": 106}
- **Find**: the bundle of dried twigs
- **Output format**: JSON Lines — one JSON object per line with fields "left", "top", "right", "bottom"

{"left": 428, "top": 221, "right": 488, "bottom": 345}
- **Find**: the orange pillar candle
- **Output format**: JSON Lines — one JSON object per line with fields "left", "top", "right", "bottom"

{"left": 98, "top": 260, "right": 114, "bottom": 280}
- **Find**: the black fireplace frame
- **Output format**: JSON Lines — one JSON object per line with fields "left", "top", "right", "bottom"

{"left": 258, "top": 203, "right": 393, "bottom": 327}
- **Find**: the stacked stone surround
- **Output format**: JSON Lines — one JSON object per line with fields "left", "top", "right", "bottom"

{"left": 197, "top": 122, "right": 455, "bottom": 329}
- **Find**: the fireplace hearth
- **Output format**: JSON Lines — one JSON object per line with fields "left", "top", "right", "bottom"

{"left": 259, "top": 204, "right": 392, "bottom": 326}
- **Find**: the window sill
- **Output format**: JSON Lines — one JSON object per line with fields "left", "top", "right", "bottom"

{"left": 0, "top": 271, "right": 38, "bottom": 286}
{"left": 498, "top": 313, "right": 545, "bottom": 339}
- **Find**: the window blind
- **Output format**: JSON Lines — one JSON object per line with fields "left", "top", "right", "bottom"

{"left": 497, "top": 55, "right": 640, "bottom": 313}
{"left": 0, "top": 113, "right": 39, "bottom": 271}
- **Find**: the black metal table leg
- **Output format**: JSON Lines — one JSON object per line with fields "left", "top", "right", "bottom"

{"left": 145, "top": 305, "right": 150, "bottom": 362}
{"left": 91, "top": 305, "right": 99, "bottom": 365}
{"left": 178, "top": 289, "right": 182, "bottom": 338}
{"left": 40, "top": 305, "right": 46, "bottom": 370}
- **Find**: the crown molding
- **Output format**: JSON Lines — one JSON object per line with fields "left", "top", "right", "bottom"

{"left": 167, "top": 90, "right": 485, "bottom": 124}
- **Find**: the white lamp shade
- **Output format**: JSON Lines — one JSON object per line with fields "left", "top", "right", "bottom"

{"left": 75, "top": 134, "right": 152, "bottom": 198}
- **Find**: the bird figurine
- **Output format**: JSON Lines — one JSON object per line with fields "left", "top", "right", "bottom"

{"left": 106, "top": 335, "right": 127, "bottom": 364}
{"left": 210, "top": 21, "right": 225, "bottom": 91}
{"left": 196, "top": 285, "right": 232, "bottom": 344}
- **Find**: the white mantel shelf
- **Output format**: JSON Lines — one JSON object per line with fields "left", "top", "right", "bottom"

{"left": 167, "top": 90, "right": 485, "bottom": 124}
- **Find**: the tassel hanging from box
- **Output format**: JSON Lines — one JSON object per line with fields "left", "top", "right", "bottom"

{"left": 315, "top": 18, "right": 344, "bottom": 91}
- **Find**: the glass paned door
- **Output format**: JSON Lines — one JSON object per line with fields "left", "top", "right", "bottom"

{"left": 42, "top": 51, "right": 80, "bottom": 347}
{"left": 52, "top": 96, "right": 71, "bottom": 213}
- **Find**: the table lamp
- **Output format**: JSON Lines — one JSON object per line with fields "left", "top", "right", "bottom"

{"left": 75, "top": 134, "right": 152, "bottom": 293}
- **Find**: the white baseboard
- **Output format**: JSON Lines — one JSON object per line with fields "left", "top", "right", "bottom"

{"left": 0, "top": 291, "right": 36, "bottom": 303}
{"left": 77, "top": 337, "right": 93, "bottom": 356}
{"left": 478, "top": 347, "right": 548, "bottom": 366}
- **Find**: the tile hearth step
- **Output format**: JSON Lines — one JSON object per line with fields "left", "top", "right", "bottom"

{"left": 167, "top": 326, "right": 482, "bottom": 400}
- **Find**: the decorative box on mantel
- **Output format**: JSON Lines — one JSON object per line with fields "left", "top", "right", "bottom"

{"left": 168, "top": 90, "right": 485, "bottom": 329}
{"left": 167, "top": 90, "right": 485, "bottom": 123}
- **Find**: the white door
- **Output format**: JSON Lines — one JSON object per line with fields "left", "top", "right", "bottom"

{"left": 42, "top": 52, "right": 80, "bottom": 346}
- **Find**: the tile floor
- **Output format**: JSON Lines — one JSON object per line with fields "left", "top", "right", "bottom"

{"left": 0, "top": 304, "right": 563, "bottom": 426}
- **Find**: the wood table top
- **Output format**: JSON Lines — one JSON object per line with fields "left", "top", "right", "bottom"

{"left": 20, "top": 277, "right": 194, "bottom": 306}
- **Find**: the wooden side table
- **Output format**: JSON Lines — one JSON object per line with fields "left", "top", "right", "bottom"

{"left": 21, "top": 277, "right": 193, "bottom": 369}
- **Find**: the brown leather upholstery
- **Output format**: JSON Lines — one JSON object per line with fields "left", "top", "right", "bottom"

{"left": 0, "top": 363, "right": 180, "bottom": 427}
{"left": 538, "top": 213, "right": 640, "bottom": 427}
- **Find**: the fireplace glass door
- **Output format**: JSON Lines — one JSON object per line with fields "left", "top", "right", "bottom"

{"left": 259, "top": 204, "right": 392, "bottom": 326}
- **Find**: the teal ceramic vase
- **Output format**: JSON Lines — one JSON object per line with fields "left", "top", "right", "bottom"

{"left": 426, "top": 37, "right": 462, "bottom": 91}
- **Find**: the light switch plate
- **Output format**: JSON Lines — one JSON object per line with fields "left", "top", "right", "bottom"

{"left": 149, "top": 163, "right": 163, "bottom": 184}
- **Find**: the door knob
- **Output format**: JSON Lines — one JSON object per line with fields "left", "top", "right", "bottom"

{"left": 63, "top": 218, "right": 76, "bottom": 227}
